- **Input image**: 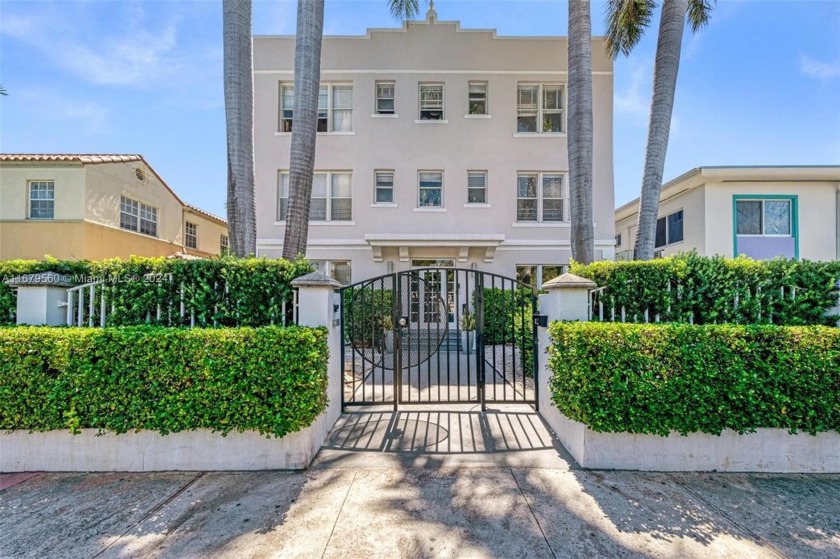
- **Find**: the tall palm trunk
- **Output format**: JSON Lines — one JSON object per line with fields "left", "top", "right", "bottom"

{"left": 633, "top": 0, "right": 687, "bottom": 260}
{"left": 568, "top": 0, "right": 595, "bottom": 265}
{"left": 282, "top": 0, "right": 325, "bottom": 260}
{"left": 223, "top": 0, "right": 256, "bottom": 257}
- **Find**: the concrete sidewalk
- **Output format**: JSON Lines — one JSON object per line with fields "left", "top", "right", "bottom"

{"left": 1, "top": 408, "right": 839, "bottom": 558}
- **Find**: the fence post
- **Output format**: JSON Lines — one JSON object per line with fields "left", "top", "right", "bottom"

{"left": 4, "top": 272, "right": 73, "bottom": 326}
{"left": 291, "top": 272, "right": 343, "bottom": 429}
{"left": 535, "top": 273, "right": 597, "bottom": 434}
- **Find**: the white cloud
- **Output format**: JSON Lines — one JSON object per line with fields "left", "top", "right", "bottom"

{"left": 1, "top": 2, "right": 218, "bottom": 89}
{"left": 798, "top": 54, "right": 840, "bottom": 80}
{"left": 18, "top": 87, "right": 111, "bottom": 133}
{"left": 614, "top": 63, "right": 650, "bottom": 122}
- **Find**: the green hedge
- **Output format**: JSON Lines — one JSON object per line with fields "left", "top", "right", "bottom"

{"left": 479, "top": 287, "right": 535, "bottom": 376}
{"left": 0, "top": 326, "right": 328, "bottom": 437}
{"left": 548, "top": 322, "right": 840, "bottom": 436}
{"left": 571, "top": 253, "right": 840, "bottom": 325}
{"left": 0, "top": 256, "right": 312, "bottom": 326}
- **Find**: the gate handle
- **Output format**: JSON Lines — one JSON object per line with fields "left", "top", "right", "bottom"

{"left": 397, "top": 316, "right": 409, "bottom": 328}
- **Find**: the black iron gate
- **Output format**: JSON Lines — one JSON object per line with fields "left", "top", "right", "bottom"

{"left": 341, "top": 268, "right": 538, "bottom": 410}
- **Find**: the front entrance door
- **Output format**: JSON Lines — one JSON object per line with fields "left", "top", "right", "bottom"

{"left": 341, "top": 268, "right": 538, "bottom": 410}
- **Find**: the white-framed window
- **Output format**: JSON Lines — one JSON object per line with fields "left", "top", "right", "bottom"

{"left": 28, "top": 180, "right": 54, "bottom": 219}
{"left": 374, "top": 170, "right": 394, "bottom": 204}
{"left": 120, "top": 196, "right": 157, "bottom": 237}
{"left": 419, "top": 83, "right": 444, "bottom": 120}
{"left": 220, "top": 234, "right": 229, "bottom": 254}
{"left": 468, "top": 82, "right": 488, "bottom": 115}
{"left": 375, "top": 81, "right": 395, "bottom": 115}
{"left": 516, "top": 264, "right": 567, "bottom": 287}
{"left": 311, "top": 260, "right": 352, "bottom": 285}
{"left": 736, "top": 200, "right": 791, "bottom": 236}
{"left": 185, "top": 221, "right": 198, "bottom": 249}
{"left": 467, "top": 171, "right": 487, "bottom": 204}
{"left": 280, "top": 83, "right": 353, "bottom": 132}
{"left": 517, "top": 83, "right": 565, "bottom": 133}
{"left": 277, "top": 171, "right": 352, "bottom": 222}
{"left": 418, "top": 171, "right": 443, "bottom": 207}
{"left": 516, "top": 173, "right": 566, "bottom": 222}
{"left": 655, "top": 210, "right": 684, "bottom": 248}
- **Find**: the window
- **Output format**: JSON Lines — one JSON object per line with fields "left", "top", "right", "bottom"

{"left": 28, "top": 180, "right": 54, "bottom": 219}
{"left": 277, "top": 172, "right": 352, "bottom": 222}
{"left": 375, "top": 81, "right": 395, "bottom": 115}
{"left": 615, "top": 233, "right": 622, "bottom": 247}
{"left": 517, "top": 84, "right": 564, "bottom": 133}
{"left": 516, "top": 265, "right": 567, "bottom": 287}
{"left": 418, "top": 171, "right": 443, "bottom": 207}
{"left": 468, "top": 82, "right": 487, "bottom": 115}
{"left": 375, "top": 171, "right": 394, "bottom": 204}
{"left": 220, "top": 234, "right": 229, "bottom": 254}
{"left": 736, "top": 200, "right": 791, "bottom": 236}
{"left": 467, "top": 171, "right": 487, "bottom": 204}
{"left": 419, "top": 83, "right": 444, "bottom": 120}
{"left": 312, "top": 260, "right": 352, "bottom": 285}
{"left": 185, "top": 222, "right": 198, "bottom": 249}
{"left": 280, "top": 83, "right": 353, "bottom": 132}
{"left": 120, "top": 196, "right": 157, "bottom": 237}
{"left": 654, "top": 210, "right": 684, "bottom": 248}
{"left": 516, "top": 173, "right": 565, "bottom": 222}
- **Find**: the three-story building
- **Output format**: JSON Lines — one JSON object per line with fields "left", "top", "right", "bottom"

{"left": 254, "top": 8, "right": 615, "bottom": 286}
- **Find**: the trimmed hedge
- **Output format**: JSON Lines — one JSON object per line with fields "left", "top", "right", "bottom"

{"left": 571, "top": 253, "right": 840, "bottom": 325}
{"left": 0, "top": 326, "right": 328, "bottom": 437}
{"left": 548, "top": 322, "right": 840, "bottom": 436}
{"left": 0, "top": 256, "right": 312, "bottom": 326}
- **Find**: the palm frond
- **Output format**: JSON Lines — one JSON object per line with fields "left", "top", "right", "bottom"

{"left": 388, "top": 0, "right": 420, "bottom": 21}
{"left": 0, "top": 85, "right": 7, "bottom": 96}
{"left": 604, "top": 0, "right": 657, "bottom": 59}
{"left": 687, "top": 0, "right": 715, "bottom": 33}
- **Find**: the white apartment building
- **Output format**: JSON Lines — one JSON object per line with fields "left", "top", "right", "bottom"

{"left": 254, "top": 8, "right": 615, "bottom": 285}
{"left": 615, "top": 166, "right": 840, "bottom": 262}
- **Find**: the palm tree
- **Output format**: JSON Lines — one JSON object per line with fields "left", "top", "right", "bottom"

{"left": 568, "top": 0, "right": 596, "bottom": 265}
{"left": 388, "top": 0, "right": 421, "bottom": 19}
{"left": 282, "top": 0, "right": 325, "bottom": 259}
{"left": 606, "top": 0, "right": 713, "bottom": 260}
{"left": 222, "top": 0, "right": 256, "bottom": 257}
{"left": 0, "top": 85, "right": 7, "bottom": 96}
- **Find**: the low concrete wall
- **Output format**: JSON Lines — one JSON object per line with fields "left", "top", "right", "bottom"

{"left": 548, "top": 414, "right": 840, "bottom": 473}
{"left": 0, "top": 409, "right": 336, "bottom": 472}
{"left": 536, "top": 327, "right": 840, "bottom": 473}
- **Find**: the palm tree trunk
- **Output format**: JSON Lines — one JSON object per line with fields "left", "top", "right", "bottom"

{"left": 283, "top": 0, "right": 325, "bottom": 260}
{"left": 633, "top": 0, "right": 687, "bottom": 260}
{"left": 223, "top": 0, "right": 256, "bottom": 257}
{"left": 568, "top": 0, "right": 595, "bottom": 265}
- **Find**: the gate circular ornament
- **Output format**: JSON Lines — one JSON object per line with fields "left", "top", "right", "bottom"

{"left": 343, "top": 271, "right": 448, "bottom": 371}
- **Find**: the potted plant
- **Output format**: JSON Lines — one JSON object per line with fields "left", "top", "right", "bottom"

{"left": 460, "top": 311, "right": 476, "bottom": 354}
{"left": 382, "top": 315, "right": 394, "bottom": 353}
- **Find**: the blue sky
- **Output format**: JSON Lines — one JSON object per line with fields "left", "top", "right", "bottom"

{"left": 1, "top": 0, "right": 838, "bottom": 217}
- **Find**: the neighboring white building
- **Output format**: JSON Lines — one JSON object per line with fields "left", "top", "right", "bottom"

{"left": 614, "top": 166, "right": 840, "bottom": 261}
{"left": 253, "top": 8, "right": 615, "bottom": 285}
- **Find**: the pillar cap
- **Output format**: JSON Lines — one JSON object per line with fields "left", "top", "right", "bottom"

{"left": 291, "top": 271, "right": 342, "bottom": 288}
{"left": 541, "top": 273, "right": 597, "bottom": 291}
{"left": 5, "top": 271, "right": 73, "bottom": 288}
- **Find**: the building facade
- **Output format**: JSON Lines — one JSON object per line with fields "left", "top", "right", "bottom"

{"left": 615, "top": 166, "right": 840, "bottom": 261}
{"left": 253, "top": 8, "right": 615, "bottom": 286}
{"left": 0, "top": 154, "right": 228, "bottom": 261}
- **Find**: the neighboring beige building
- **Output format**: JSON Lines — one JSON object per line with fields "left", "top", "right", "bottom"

{"left": 615, "top": 166, "right": 840, "bottom": 261}
{"left": 0, "top": 154, "right": 228, "bottom": 261}
{"left": 253, "top": 8, "right": 615, "bottom": 286}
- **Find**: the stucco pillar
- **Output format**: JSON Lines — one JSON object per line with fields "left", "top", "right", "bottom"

{"left": 291, "top": 272, "right": 343, "bottom": 437}
{"left": 536, "top": 273, "right": 597, "bottom": 444}
{"left": 5, "top": 272, "right": 73, "bottom": 326}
